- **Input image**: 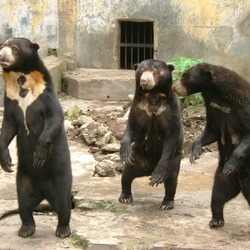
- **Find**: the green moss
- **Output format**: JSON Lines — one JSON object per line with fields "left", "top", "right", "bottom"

{"left": 71, "top": 233, "right": 89, "bottom": 250}
{"left": 89, "top": 200, "right": 126, "bottom": 214}
{"left": 67, "top": 105, "right": 84, "bottom": 121}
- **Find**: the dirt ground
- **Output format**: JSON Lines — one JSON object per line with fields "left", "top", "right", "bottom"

{"left": 0, "top": 96, "right": 250, "bottom": 250}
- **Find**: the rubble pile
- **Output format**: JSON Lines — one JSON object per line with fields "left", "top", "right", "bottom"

{"left": 64, "top": 104, "right": 211, "bottom": 177}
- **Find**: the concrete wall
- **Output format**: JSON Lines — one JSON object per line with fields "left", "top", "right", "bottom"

{"left": 0, "top": 0, "right": 58, "bottom": 56}
{"left": 0, "top": 0, "right": 250, "bottom": 79}
{"left": 74, "top": 0, "right": 250, "bottom": 79}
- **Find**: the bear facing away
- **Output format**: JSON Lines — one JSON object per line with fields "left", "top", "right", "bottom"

{"left": 0, "top": 38, "right": 72, "bottom": 238}
{"left": 119, "top": 59, "right": 183, "bottom": 209}
{"left": 172, "top": 62, "right": 250, "bottom": 227}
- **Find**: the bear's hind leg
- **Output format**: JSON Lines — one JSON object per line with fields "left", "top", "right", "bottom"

{"left": 160, "top": 155, "right": 181, "bottom": 210}
{"left": 48, "top": 198, "right": 71, "bottom": 239}
{"left": 45, "top": 181, "right": 72, "bottom": 239}
{"left": 17, "top": 175, "right": 42, "bottom": 238}
{"left": 209, "top": 170, "right": 241, "bottom": 228}
{"left": 119, "top": 164, "right": 146, "bottom": 204}
{"left": 18, "top": 197, "right": 41, "bottom": 237}
{"left": 55, "top": 205, "right": 71, "bottom": 239}
{"left": 160, "top": 177, "right": 177, "bottom": 210}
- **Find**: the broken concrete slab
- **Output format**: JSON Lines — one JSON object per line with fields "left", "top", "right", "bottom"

{"left": 62, "top": 68, "right": 135, "bottom": 101}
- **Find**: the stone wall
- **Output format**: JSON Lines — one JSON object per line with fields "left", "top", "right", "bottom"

{"left": 0, "top": 0, "right": 250, "bottom": 79}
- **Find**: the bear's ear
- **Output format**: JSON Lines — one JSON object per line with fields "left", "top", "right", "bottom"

{"left": 203, "top": 70, "right": 214, "bottom": 80}
{"left": 133, "top": 63, "right": 139, "bottom": 71}
{"left": 167, "top": 64, "right": 175, "bottom": 72}
{"left": 32, "top": 43, "right": 40, "bottom": 52}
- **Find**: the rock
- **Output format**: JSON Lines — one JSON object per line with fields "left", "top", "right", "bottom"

{"left": 94, "top": 160, "right": 116, "bottom": 177}
{"left": 76, "top": 203, "right": 93, "bottom": 211}
{"left": 72, "top": 115, "right": 95, "bottom": 127}
{"left": 64, "top": 119, "right": 74, "bottom": 132}
{"left": 88, "top": 239, "right": 121, "bottom": 250}
{"left": 128, "top": 94, "right": 134, "bottom": 102}
{"left": 81, "top": 123, "right": 110, "bottom": 146}
{"left": 90, "top": 147, "right": 101, "bottom": 154}
{"left": 101, "top": 142, "right": 120, "bottom": 153}
{"left": 96, "top": 131, "right": 113, "bottom": 147}
{"left": 184, "top": 106, "right": 206, "bottom": 118}
{"left": 182, "top": 117, "right": 192, "bottom": 127}
{"left": 114, "top": 160, "right": 124, "bottom": 173}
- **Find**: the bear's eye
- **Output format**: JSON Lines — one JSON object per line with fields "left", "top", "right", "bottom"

{"left": 153, "top": 69, "right": 158, "bottom": 75}
{"left": 182, "top": 74, "right": 188, "bottom": 81}
{"left": 11, "top": 46, "right": 19, "bottom": 53}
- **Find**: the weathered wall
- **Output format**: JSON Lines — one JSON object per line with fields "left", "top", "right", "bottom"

{"left": 170, "top": 0, "right": 250, "bottom": 79}
{"left": 74, "top": 0, "right": 250, "bottom": 79}
{"left": 0, "top": 0, "right": 250, "bottom": 79}
{"left": 0, "top": 0, "right": 58, "bottom": 56}
{"left": 74, "top": 0, "right": 179, "bottom": 68}
{"left": 58, "top": 0, "right": 77, "bottom": 57}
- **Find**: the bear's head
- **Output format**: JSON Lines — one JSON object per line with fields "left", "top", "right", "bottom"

{"left": 133, "top": 59, "right": 175, "bottom": 92}
{"left": 172, "top": 62, "right": 214, "bottom": 97}
{"left": 0, "top": 37, "right": 39, "bottom": 72}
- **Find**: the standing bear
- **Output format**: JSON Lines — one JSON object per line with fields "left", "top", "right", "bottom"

{"left": 172, "top": 62, "right": 250, "bottom": 227}
{"left": 119, "top": 59, "right": 183, "bottom": 209}
{"left": 0, "top": 38, "right": 72, "bottom": 238}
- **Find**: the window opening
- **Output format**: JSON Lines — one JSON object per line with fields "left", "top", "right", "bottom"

{"left": 120, "top": 21, "right": 154, "bottom": 69}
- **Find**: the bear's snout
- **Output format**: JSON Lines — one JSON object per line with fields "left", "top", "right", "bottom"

{"left": 0, "top": 47, "right": 14, "bottom": 67}
{"left": 140, "top": 71, "right": 155, "bottom": 90}
{"left": 172, "top": 80, "right": 188, "bottom": 97}
{"left": 0, "top": 49, "right": 6, "bottom": 59}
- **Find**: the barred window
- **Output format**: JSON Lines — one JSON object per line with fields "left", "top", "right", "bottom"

{"left": 120, "top": 21, "right": 154, "bottom": 69}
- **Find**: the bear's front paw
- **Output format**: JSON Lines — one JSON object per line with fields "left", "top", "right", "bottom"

{"left": 56, "top": 226, "right": 71, "bottom": 239}
{"left": 209, "top": 218, "right": 224, "bottom": 228}
{"left": 190, "top": 145, "right": 202, "bottom": 164}
{"left": 119, "top": 193, "right": 133, "bottom": 204}
{"left": 223, "top": 158, "right": 239, "bottom": 175}
{"left": 120, "top": 143, "right": 135, "bottom": 166}
{"left": 149, "top": 170, "right": 165, "bottom": 187}
{"left": 19, "top": 224, "right": 36, "bottom": 238}
{"left": 33, "top": 142, "right": 52, "bottom": 168}
{"left": 0, "top": 148, "right": 14, "bottom": 172}
{"left": 190, "top": 151, "right": 201, "bottom": 164}
{"left": 159, "top": 198, "right": 174, "bottom": 210}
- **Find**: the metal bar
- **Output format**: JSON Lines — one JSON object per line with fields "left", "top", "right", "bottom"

{"left": 131, "top": 22, "right": 133, "bottom": 68}
{"left": 137, "top": 23, "right": 139, "bottom": 63}
{"left": 120, "top": 43, "right": 154, "bottom": 48}
{"left": 125, "top": 22, "right": 127, "bottom": 69}
{"left": 151, "top": 22, "right": 154, "bottom": 58}
{"left": 143, "top": 23, "right": 146, "bottom": 60}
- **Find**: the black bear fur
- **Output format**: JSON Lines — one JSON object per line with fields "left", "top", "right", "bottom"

{"left": 0, "top": 38, "right": 72, "bottom": 238}
{"left": 119, "top": 59, "right": 183, "bottom": 209}
{"left": 172, "top": 62, "right": 250, "bottom": 227}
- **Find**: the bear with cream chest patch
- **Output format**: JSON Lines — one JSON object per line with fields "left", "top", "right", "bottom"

{"left": 0, "top": 38, "right": 72, "bottom": 238}
{"left": 119, "top": 59, "right": 183, "bottom": 209}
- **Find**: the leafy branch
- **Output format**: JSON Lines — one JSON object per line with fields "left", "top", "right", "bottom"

{"left": 168, "top": 57, "right": 205, "bottom": 107}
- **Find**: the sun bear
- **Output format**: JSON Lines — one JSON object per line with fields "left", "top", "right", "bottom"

{"left": 119, "top": 59, "right": 183, "bottom": 209}
{"left": 0, "top": 38, "right": 72, "bottom": 238}
{"left": 172, "top": 62, "right": 250, "bottom": 227}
